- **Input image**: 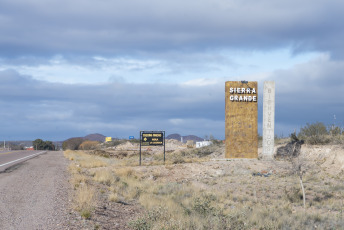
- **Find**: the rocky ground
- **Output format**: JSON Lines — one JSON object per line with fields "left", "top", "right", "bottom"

{"left": 2, "top": 140, "right": 342, "bottom": 229}
{"left": 65, "top": 140, "right": 344, "bottom": 229}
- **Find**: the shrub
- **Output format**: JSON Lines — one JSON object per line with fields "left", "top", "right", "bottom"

{"left": 299, "top": 122, "right": 328, "bottom": 137}
{"left": 329, "top": 126, "right": 342, "bottom": 136}
{"left": 33, "top": 139, "right": 55, "bottom": 150}
{"left": 192, "top": 195, "right": 215, "bottom": 216}
{"left": 80, "top": 209, "right": 92, "bottom": 219}
{"left": 79, "top": 140, "right": 100, "bottom": 150}
{"left": 62, "top": 137, "right": 84, "bottom": 150}
{"left": 172, "top": 155, "right": 185, "bottom": 164}
{"left": 298, "top": 122, "right": 330, "bottom": 145}
{"left": 104, "top": 139, "right": 125, "bottom": 147}
{"left": 193, "top": 145, "right": 214, "bottom": 157}
{"left": 128, "top": 217, "right": 152, "bottom": 230}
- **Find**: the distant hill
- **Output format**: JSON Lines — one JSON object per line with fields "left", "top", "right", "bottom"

{"left": 166, "top": 133, "right": 181, "bottom": 140}
{"left": 63, "top": 133, "right": 106, "bottom": 144}
{"left": 166, "top": 133, "right": 204, "bottom": 143}
{"left": 84, "top": 133, "right": 106, "bottom": 142}
{"left": 183, "top": 135, "right": 204, "bottom": 142}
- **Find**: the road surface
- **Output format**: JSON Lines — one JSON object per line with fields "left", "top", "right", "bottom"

{"left": 0, "top": 151, "right": 73, "bottom": 229}
{"left": 0, "top": 150, "right": 46, "bottom": 172}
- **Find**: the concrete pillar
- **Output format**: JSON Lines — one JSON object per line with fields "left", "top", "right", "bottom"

{"left": 263, "top": 81, "right": 275, "bottom": 158}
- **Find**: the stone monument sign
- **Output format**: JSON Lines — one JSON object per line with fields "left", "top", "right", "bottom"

{"left": 262, "top": 81, "right": 275, "bottom": 158}
{"left": 225, "top": 81, "right": 258, "bottom": 158}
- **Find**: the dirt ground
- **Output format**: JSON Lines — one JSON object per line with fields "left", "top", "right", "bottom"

{"left": 66, "top": 140, "right": 344, "bottom": 229}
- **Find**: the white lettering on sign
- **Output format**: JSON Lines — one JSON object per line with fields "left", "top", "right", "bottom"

{"left": 229, "top": 87, "right": 257, "bottom": 94}
{"left": 229, "top": 87, "right": 257, "bottom": 102}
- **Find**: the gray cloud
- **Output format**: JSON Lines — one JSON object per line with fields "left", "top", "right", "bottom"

{"left": 1, "top": 0, "right": 344, "bottom": 58}
{"left": 268, "top": 56, "right": 344, "bottom": 133}
{"left": 1, "top": 0, "right": 344, "bottom": 140}
{"left": 0, "top": 70, "right": 225, "bottom": 140}
{"left": 1, "top": 54, "right": 344, "bottom": 141}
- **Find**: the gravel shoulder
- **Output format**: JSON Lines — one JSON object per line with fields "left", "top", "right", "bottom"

{"left": 0, "top": 151, "right": 73, "bottom": 230}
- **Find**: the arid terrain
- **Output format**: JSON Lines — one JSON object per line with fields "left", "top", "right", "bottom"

{"left": 64, "top": 139, "right": 344, "bottom": 229}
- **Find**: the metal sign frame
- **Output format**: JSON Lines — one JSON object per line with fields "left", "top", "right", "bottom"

{"left": 139, "top": 131, "right": 165, "bottom": 166}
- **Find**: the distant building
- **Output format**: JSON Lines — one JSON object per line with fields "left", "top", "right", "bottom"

{"left": 196, "top": 141, "right": 212, "bottom": 148}
{"left": 25, "top": 146, "right": 34, "bottom": 150}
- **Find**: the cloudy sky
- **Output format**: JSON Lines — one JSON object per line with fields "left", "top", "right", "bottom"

{"left": 1, "top": 0, "right": 344, "bottom": 141}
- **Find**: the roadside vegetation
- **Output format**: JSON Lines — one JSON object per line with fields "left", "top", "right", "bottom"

{"left": 298, "top": 122, "right": 343, "bottom": 145}
{"left": 64, "top": 133, "right": 344, "bottom": 229}
{"left": 62, "top": 137, "right": 140, "bottom": 151}
{"left": 32, "top": 138, "right": 55, "bottom": 150}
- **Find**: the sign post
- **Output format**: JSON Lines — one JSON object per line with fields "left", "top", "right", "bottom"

{"left": 139, "top": 131, "right": 165, "bottom": 165}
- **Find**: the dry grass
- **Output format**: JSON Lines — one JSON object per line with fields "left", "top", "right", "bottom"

{"left": 64, "top": 147, "right": 344, "bottom": 229}
{"left": 64, "top": 150, "right": 105, "bottom": 219}
{"left": 79, "top": 157, "right": 108, "bottom": 168}
{"left": 108, "top": 192, "right": 119, "bottom": 202}
{"left": 114, "top": 167, "right": 136, "bottom": 177}
{"left": 128, "top": 169, "right": 343, "bottom": 229}
{"left": 70, "top": 173, "right": 87, "bottom": 189}
{"left": 63, "top": 149, "right": 76, "bottom": 161}
{"left": 65, "top": 149, "right": 108, "bottom": 168}
{"left": 93, "top": 169, "right": 114, "bottom": 186}
{"left": 74, "top": 184, "right": 96, "bottom": 219}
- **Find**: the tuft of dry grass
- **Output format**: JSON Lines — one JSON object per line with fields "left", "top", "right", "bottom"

{"left": 79, "top": 157, "right": 107, "bottom": 168}
{"left": 114, "top": 167, "right": 136, "bottom": 178}
{"left": 65, "top": 150, "right": 109, "bottom": 168}
{"left": 70, "top": 173, "right": 87, "bottom": 189}
{"left": 74, "top": 184, "right": 96, "bottom": 219}
{"left": 93, "top": 169, "right": 114, "bottom": 186}
{"left": 64, "top": 149, "right": 76, "bottom": 161}
{"left": 108, "top": 192, "right": 119, "bottom": 202}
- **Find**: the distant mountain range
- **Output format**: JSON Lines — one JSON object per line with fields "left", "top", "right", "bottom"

{"left": 166, "top": 133, "right": 204, "bottom": 143}
{"left": 63, "top": 133, "right": 106, "bottom": 142}
{"left": 2, "top": 133, "right": 107, "bottom": 149}
{"left": 84, "top": 133, "right": 106, "bottom": 142}
{"left": 4, "top": 133, "right": 203, "bottom": 148}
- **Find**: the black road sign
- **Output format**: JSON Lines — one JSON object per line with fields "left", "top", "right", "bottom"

{"left": 141, "top": 132, "right": 164, "bottom": 146}
{"left": 139, "top": 131, "right": 165, "bottom": 165}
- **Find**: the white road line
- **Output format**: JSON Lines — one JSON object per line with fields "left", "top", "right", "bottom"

{"left": 0, "top": 151, "right": 46, "bottom": 167}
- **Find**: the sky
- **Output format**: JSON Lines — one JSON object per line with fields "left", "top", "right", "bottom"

{"left": 1, "top": 0, "right": 344, "bottom": 141}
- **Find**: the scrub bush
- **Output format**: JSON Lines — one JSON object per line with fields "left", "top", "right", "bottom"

{"left": 298, "top": 122, "right": 330, "bottom": 145}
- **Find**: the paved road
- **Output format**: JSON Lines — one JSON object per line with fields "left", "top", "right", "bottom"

{"left": 0, "top": 150, "right": 46, "bottom": 172}
{"left": 0, "top": 151, "right": 72, "bottom": 229}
